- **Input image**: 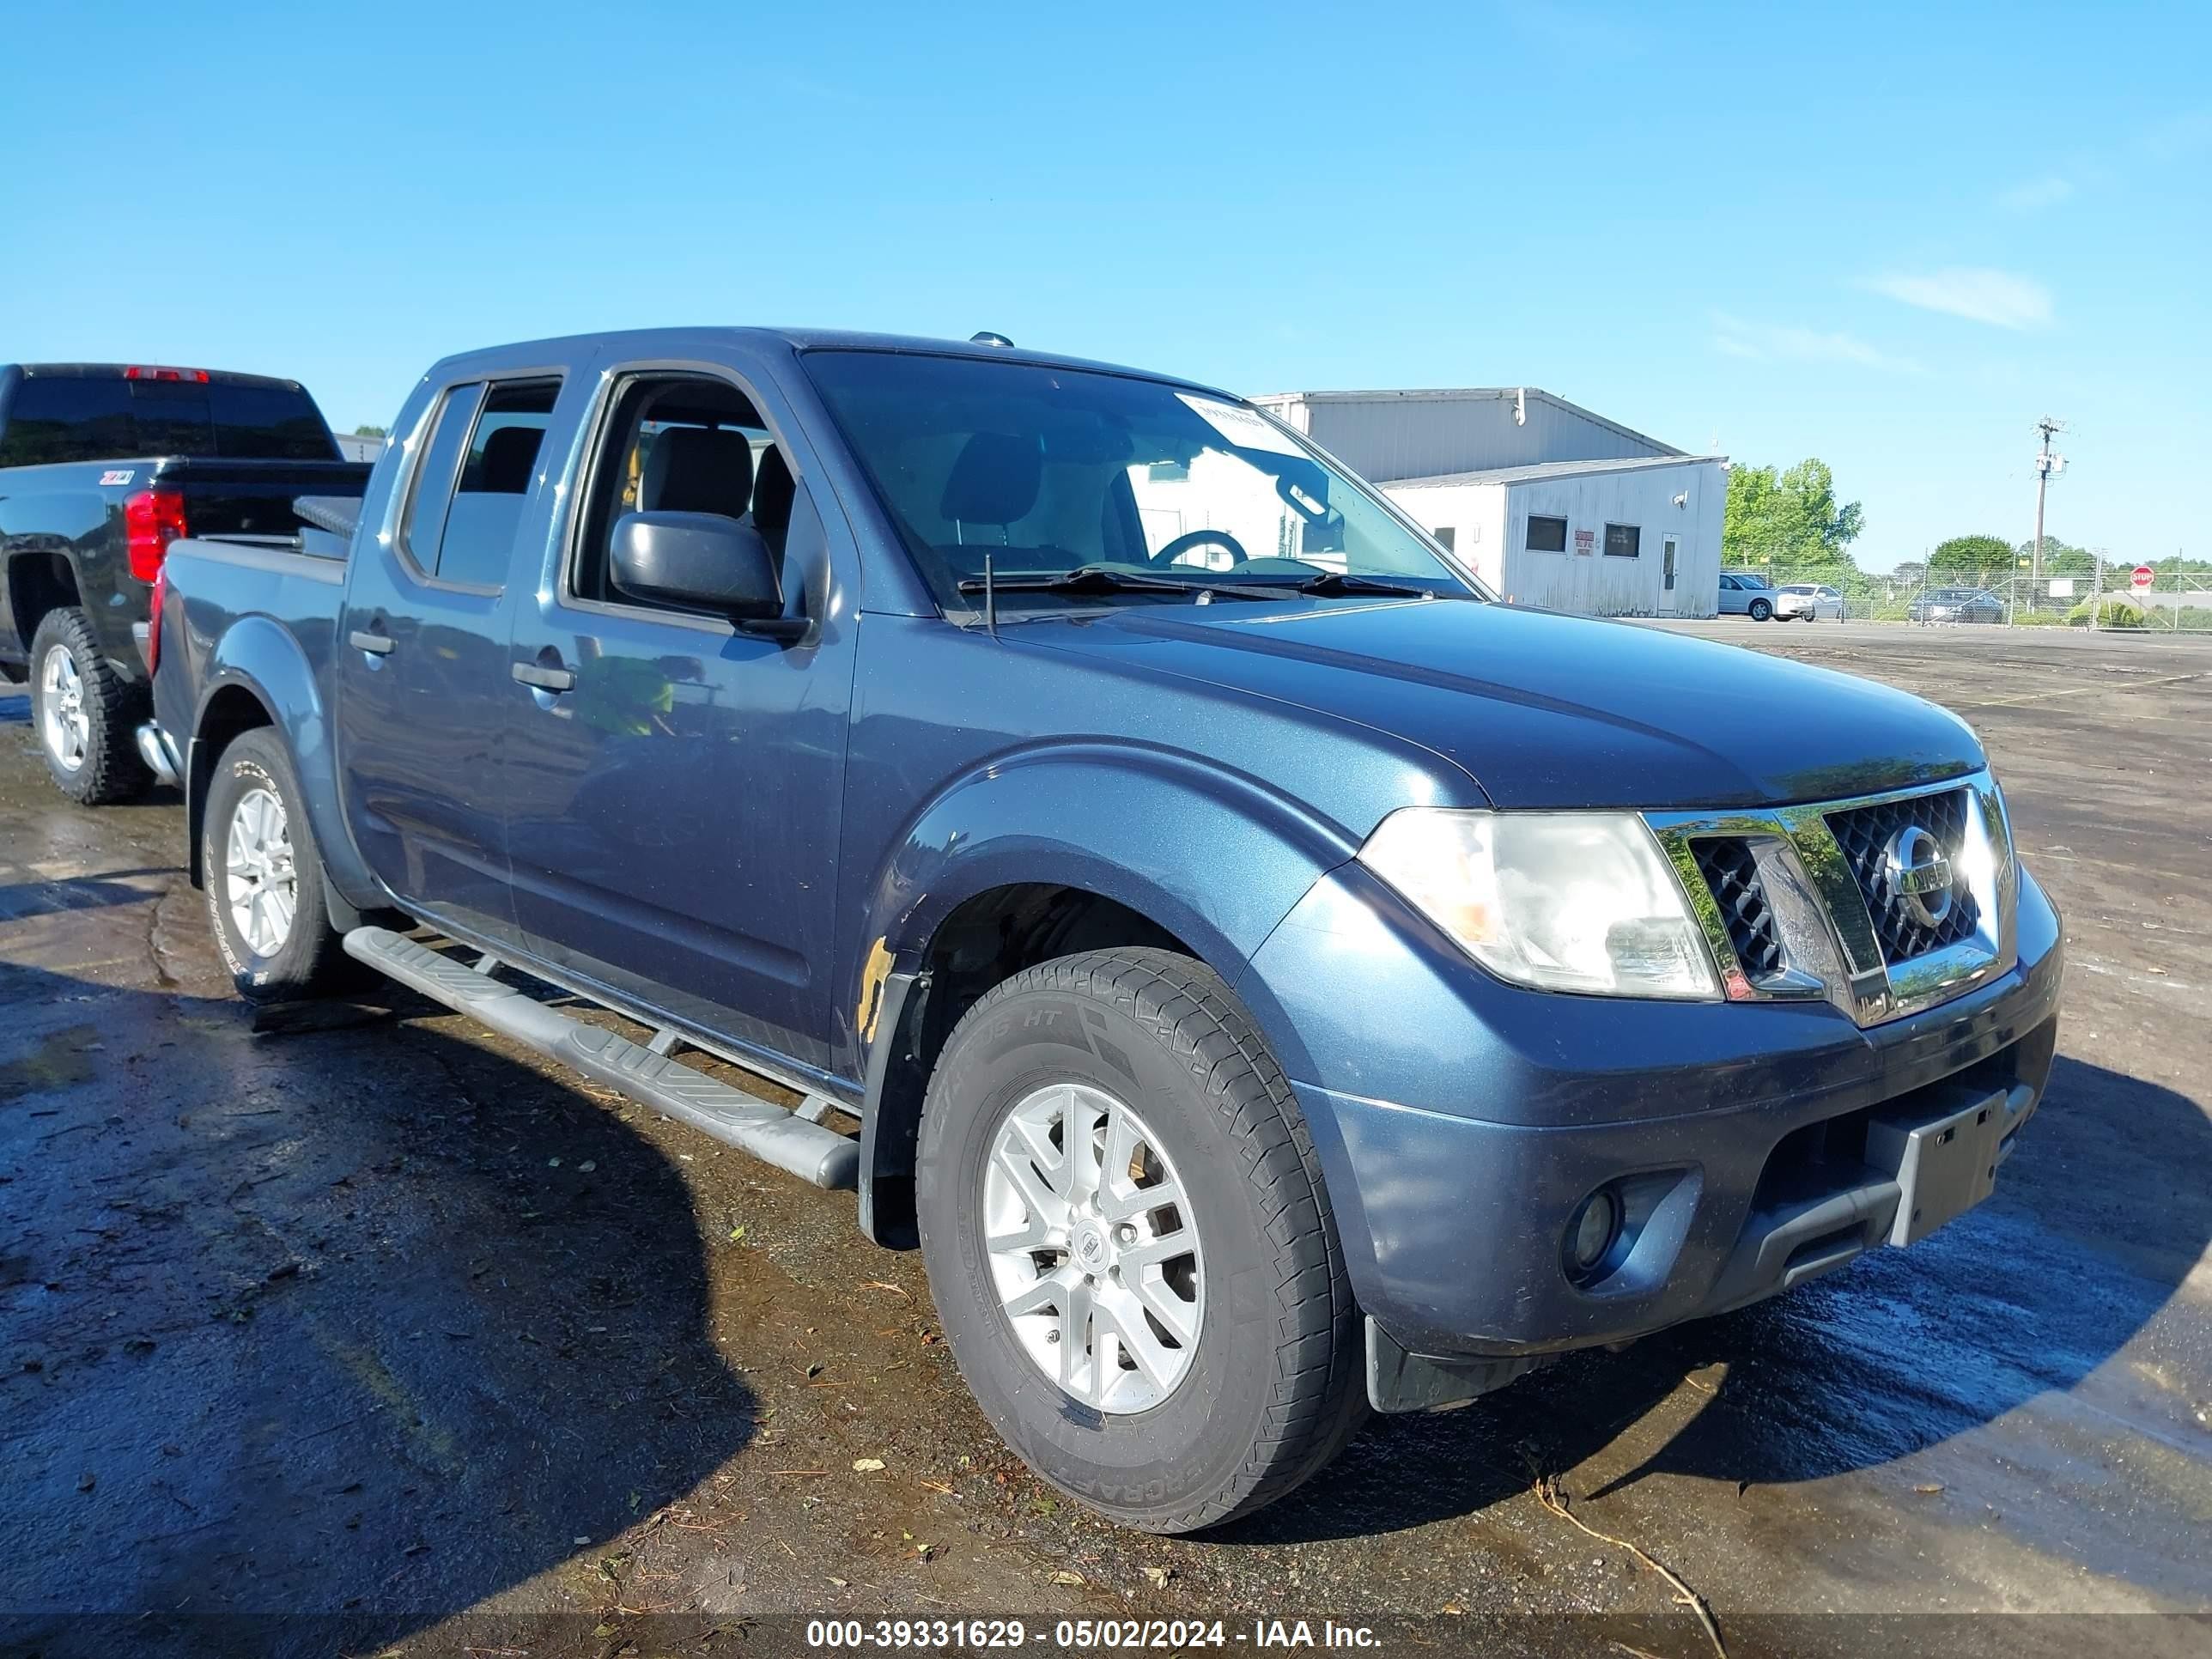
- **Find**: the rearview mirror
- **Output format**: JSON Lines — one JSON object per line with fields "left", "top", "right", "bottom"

{"left": 611, "top": 511, "right": 779, "bottom": 617}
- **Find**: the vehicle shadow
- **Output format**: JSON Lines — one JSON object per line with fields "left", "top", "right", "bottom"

{"left": 1227, "top": 1055, "right": 2209, "bottom": 1544}
{"left": 0, "top": 867, "right": 178, "bottom": 923}
{"left": 0, "top": 960, "right": 756, "bottom": 1655}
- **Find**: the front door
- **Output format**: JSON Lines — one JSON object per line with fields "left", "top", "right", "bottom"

{"left": 1659, "top": 536, "right": 1680, "bottom": 614}
{"left": 336, "top": 375, "right": 562, "bottom": 944}
{"left": 498, "top": 362, "right": 854, "bottom": 1079}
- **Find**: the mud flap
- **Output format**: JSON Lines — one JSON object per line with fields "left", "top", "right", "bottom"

{"left": 1365, "top": 1316, "right": 1546, "bottom": 1413}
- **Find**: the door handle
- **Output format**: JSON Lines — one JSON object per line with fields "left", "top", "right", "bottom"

{"left": 512, "top": 660, "right": 576, "bottom": 692}
{"left": 349, "top": 629, "right": 394, "bottom": 656}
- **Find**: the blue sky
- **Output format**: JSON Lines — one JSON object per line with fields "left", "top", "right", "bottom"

{"left": 3, "top": 1, "right": 2204, "bottom": 571}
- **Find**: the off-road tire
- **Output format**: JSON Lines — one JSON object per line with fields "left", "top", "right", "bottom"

{"left": 29, "top": 607, "right": 151, "bottom": 805}
{"left": 201, "top": 727, "right": 349, "bottom": 1000}
{"left": 916, "top": 947, "right": 1366, "bottom": 1533}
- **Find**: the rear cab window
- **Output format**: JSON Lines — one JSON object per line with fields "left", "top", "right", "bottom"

{"left": 399, "top": 379, "right": 560, "bottom": 589}
{"left": 0, "top": 373, "right": 337, "bottom": 464}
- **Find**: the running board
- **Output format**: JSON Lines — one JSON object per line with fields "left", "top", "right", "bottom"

{"left": 343, "top": 927, "right": 859, "bottom": 1191}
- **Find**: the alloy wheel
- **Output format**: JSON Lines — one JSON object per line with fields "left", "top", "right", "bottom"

{"left": 224, "top": 787, "right": 298, "bottom": 957}
{"left": 981, "top": 1082, "right": 1204, "bottom": 1413}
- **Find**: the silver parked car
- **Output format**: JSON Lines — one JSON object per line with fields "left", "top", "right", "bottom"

{"left": 1775, "top": 582, "right": 1844, "bottom": 622}
{"left": 1718, "top": 571, "right": 1777, "bottom": 620}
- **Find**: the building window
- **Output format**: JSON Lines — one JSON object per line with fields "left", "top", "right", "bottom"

{"left": 1431, "top": 526, "right": 1455, "bottom": 551}
{"left": 1604, "top": 522, "right": 1641, "bottom": 558}
{"left": 1527, "top": 514, "right": 1568, "bottom": 552}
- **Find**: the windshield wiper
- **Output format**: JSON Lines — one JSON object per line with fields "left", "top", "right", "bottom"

{"left": 953, "top": 565, "right": 1273, "bottom": 600}
{"left": 1289, "top": 571, "right": 1436, "bottom": 599}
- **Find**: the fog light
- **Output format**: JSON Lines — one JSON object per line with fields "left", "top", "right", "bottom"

{"left": 1565, "top": 1188, "right": 1623, "bottom": 1279}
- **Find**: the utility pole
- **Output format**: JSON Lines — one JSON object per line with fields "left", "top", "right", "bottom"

{"left": 2031, "top": 416, "right": 2067, "bottom": 584}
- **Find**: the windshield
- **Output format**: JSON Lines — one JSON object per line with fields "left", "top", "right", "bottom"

{"left": 803, "top": 350, "right": 1481, "bottom": 612}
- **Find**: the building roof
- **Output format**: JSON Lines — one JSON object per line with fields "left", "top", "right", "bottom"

{"left": 1384, "top": 453, "right": 1726, "bottom": 489}
{"left": 1250, "top": 386, "right": 1682, "bottom": 459}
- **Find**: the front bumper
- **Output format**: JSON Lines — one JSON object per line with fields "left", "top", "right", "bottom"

{"left": 1238, "top": 859, "right": 2063, "bottom": 1399}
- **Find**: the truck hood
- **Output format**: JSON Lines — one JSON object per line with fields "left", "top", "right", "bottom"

{"left": 1020, "top": 599, "right": 1983, "bottom": 811}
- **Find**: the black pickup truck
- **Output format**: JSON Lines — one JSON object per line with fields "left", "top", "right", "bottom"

{"left": 0, "top": 362, "right": 368, "bottom": 802}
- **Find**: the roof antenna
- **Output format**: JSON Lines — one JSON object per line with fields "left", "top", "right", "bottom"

{"left": 971, "top": 331, "right": 1014, "bottom": 348}
{"left": 982, "top": 551, "right": 999, "bottom": 638}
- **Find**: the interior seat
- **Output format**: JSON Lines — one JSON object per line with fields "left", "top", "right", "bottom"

{"left": 474, "top": 423, "right": 544, "bottom": 494}
{"left": 641, "top": 426, "right": 754, "bottom": 519}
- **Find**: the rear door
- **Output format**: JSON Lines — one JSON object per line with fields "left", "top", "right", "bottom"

{"left": 335, "top": 372, "right": 565, "bottom": 944}
{"left": 498, "top": 351, "right": 857, "bottom": 1079}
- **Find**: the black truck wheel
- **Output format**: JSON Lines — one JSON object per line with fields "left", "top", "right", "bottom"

{"left": 200, "top": 727, "right": 349, "bottom": 1000}
{"left": 29, "top": 607, "right": 151, "bottom": 805}
{"left": 916, "top": 947, "right": 1364, "bottom": 1532}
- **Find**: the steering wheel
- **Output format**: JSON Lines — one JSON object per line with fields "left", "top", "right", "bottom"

{"left": 1147, "top": 528, "right": 1251, "bottom": 571}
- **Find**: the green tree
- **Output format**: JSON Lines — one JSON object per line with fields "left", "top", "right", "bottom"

{"left": 1929, "top": 535, "right": 2013, "bottom": 579}
{"left": 2014, "top": 533, "right": 2094, "bottom": 575}
{"left": 1723, "top": 458, "right": 1865, "bottom": 574}
{"left": 352, "top": 424, "right": 388, "bottom": 438}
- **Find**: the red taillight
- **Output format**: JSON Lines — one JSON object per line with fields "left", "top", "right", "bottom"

{"left": 123, "top": 364, "right": 210, "bottom": 383}
{"left": 125, "top": 487, "right": 188, "bottom": 582}
{"left": 147, "top": 564, "right": 167, "bottom": 678}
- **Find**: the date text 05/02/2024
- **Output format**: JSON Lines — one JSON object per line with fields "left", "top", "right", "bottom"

{"left": 803, "top": 1618, "right": 1382, "bottom": 1650}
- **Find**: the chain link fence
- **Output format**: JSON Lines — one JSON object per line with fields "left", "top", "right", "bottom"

{"left": 1735, "top": 566, "right": 2212, "bottom": 632}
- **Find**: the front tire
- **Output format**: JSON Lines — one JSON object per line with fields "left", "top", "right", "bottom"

{"left": 1748, "top": 598, "right": 1773, "bottom": 621}
{"left": 29, "top": 607, "right": 151, "bottom": 805}
{"left": 200, "top": 727, "right": 349, "bottom": 1000}
{"left": 916, "top": 948, "right": 1364, "bottom": 1533}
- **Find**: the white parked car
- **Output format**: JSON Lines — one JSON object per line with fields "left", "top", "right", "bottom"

{"left": 1717, "top": 571, "right": 1777, "bottom": 619}
{"left": 1775, "top": 583, "right": 1844, "bottom": 622}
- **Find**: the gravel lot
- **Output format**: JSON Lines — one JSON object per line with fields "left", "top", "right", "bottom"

{"left": 3, "top": 625, "right": 2209, "bottom": 1658}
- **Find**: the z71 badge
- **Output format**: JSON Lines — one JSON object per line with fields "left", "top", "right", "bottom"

{"left": 99, "top": 469, "right": 135, "bottom": 487}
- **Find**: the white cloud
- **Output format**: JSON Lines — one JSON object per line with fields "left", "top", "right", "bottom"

{"left": 1863, "top": 268, "right": 2054, "bottom": 331}
{"left": 1997, "top": 173, "right": 2075, "bottom": 212}
{"left": 1709, "top": 313, "right": 1922, "bottom": 374}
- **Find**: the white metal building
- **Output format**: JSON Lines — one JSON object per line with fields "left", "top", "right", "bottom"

{"left": 1253, "top": 387, "right": 1726, "bottom": 617}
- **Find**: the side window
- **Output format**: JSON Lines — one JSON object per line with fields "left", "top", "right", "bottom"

{"left": 399, "top": 383, "right": 483, "bottom": 577}
{"left": 1526, "top": 514, "right": 1569, "bottom": 553}
{"left": 399, "top": 378, "right": 560, "bottom": 588}
{"left": 570, "top": 372, "right": 787, "bottom": 612}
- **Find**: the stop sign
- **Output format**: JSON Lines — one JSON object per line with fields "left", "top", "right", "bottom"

{"left": 2132, "top": 565, "right": 2154, "bottom": 591}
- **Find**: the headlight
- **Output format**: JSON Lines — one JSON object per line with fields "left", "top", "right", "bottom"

{"left": 1358, "top": 809, "right": 1718, "bottom": 999}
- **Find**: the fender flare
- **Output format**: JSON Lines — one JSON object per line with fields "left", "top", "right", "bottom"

{"left": 848, "top": 740, "right": 1359, "bottom": 1243}
{"left": 186, "top": 617, "right": 380, "bottom": 915}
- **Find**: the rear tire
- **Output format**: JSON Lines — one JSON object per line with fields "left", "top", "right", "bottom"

{"left": 29, "top": 607, "right": 151, "bottom": 805}
{"left": 916, "top": 947, "right": 1365, "bottom": 1533}
{"left": 200, "top": 727, "right": 349, "bottom": 1000}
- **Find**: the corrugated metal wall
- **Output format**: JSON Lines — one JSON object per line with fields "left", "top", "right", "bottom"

{"left": 1261, "top": 391, "right": 1674, "bottom": 484}
{"left": 1388, "top": 459, "right": 1724, "bottom": 617}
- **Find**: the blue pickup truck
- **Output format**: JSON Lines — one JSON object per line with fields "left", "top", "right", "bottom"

{"left": 150, "top": 327, "right": 2063, "bottom": 1532}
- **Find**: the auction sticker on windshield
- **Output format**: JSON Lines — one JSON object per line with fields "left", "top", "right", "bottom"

{"left": 1176, "top": 393, "right": 1304, "bottom": 457}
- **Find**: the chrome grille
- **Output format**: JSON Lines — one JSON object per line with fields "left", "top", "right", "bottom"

{"left": 1690, "top": 837, "right": 1784, "bottom": 980}
{"left": 1648, "top": 770, "right": 2015, "bottom": 1029}
{"left": 1824, "top": 789, "right": 1980, "bottom": 963}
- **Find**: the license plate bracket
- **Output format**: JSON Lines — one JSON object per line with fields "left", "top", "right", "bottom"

{"left": 1867, "top": 1088, "right": 2011, "bottom": 1247}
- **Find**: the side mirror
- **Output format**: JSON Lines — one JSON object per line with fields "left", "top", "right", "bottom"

{"left": 611, "top": 511, "right": 780, "bottom": 617}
